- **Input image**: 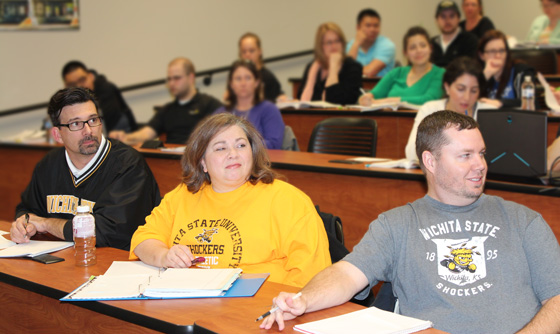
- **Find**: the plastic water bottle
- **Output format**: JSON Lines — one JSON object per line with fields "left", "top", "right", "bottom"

{"left": 521, "top": 76, "right": 535, "bottom": 111}
{"left": 72, "top": 205, "right": 97, "bottom": 266}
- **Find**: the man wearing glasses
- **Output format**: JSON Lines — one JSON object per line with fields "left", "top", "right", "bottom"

{"left": 62, "top": 60, "right": 137, "bottom": 133}
{"left": 10, "top": 88, "right": 161, "bottom": 251}
{"left": 109, "top": 57, "right": 222, "bottom": 145}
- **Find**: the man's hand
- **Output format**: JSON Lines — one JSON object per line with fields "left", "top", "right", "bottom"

{"left": 10, "top": 214, "right": 36, "bottom": 243}
{"left": 160, "top": 244, "right": 196, "bottom": 268}
{"left": 109, "top": 130, "right": 126, "bottom": 141}
{"left": 355, "top": 30, "right": 367, "bottom": 46}
{"left": 259, "top": 292, "right": 307, "bottom": 331}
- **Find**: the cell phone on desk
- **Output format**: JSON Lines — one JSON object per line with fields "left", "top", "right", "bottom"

{"left": 31, "top": 254, "right": 65, "bottom": 264}
{"left": 328, "top": 159, "right": 363, "bottom": 164}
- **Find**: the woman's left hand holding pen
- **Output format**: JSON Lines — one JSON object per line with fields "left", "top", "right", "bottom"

{"left": 259, "top": 292, "right": 307, "bottom": 331}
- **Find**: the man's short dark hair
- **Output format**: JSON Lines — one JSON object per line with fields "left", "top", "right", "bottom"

{"left": 61, "top": 60, "right": 88, "bottom": 79}
{"left": 47, "top": 87, "right": 100, "bottom": 126}
{"left": 357, "top": 8, "right": 380, "bottom": 25}
{"left": 416, "top": 110, "right": 479, "bottom": 170}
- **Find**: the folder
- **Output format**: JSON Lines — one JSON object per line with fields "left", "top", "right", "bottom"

{"left": 61, "top": 261, "right": 268, "bottom": 301}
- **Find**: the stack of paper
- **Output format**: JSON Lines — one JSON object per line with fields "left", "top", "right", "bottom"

{"left": 347, "top": 101, "right": 421, "bottom": 112}
{"left": 366, "top": 158, "right": 419, "bottom": 169}
{"left": 294, "top": 307, "right": 433, "bottom": 334}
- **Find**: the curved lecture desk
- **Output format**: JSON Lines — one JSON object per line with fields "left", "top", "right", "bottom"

{"left": 280, "top": 108, "right": 560, "bottom": 160}
{"left": 1, "top": 142, "right": 560, "bottom": 251}
{"left": 0, "top": 220, "right": 448, "bottom": 334}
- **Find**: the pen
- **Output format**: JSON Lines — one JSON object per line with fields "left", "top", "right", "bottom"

{"left": 255, "top": 291, "right": 302, "bottom": 322}
{"left": 192, "top": 257, "right": 205, "bottom": 264}
{"left": 360, "top": 88, "right": 367, "bottom": 95}
{"left": 24, "top": 213, "right": 29, "bottom": 239}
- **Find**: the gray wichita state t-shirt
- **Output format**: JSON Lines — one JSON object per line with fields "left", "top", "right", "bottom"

{"left": 344, "top": 194, "right": 560, "bottom": 334}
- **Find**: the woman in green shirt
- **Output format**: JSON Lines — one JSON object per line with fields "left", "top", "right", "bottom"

{"left": 359, "top": 26, "right": 445, "bottom": 106}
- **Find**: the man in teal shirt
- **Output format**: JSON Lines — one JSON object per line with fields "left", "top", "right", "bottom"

{"left": 346, "top": 8, "right": 395, "bottom": 77}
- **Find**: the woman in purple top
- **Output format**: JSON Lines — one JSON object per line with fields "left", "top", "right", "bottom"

{"left": 214, "top": 60, "right": 284, "bottom": 149}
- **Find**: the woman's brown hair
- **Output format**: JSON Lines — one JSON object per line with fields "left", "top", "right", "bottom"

{"left": 181, "top": 113, "right": 277, "bottom": 193}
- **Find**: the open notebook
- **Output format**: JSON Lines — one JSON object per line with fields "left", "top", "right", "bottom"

{"left": 61, "top": 261, "right": 267, "bottom": 301}
{"left": 294, "top": 307, "right": 432, "bottom": 334}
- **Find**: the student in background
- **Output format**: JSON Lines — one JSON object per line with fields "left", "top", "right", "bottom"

{"left": 359, "top": 26, "right": 445, "bottom": 106}
{"left": 11, "top": 88, "right": 161, "bottom": 251}
{"left": 238, "top": 32, "right": 284, "bottom": 102}
{"left": 405, "top": 56, "right": 496, "bottom": 162}
{"left": 527, "top": 0, "right": 560, "bottom": 44}
{"left": 346, "top": 8, "right": 396, "bottom": 77}
{"left": 298, "top": 22, "right": 362, "bottom": 105}
{"left": 110, "top": 57, "right": 222, "bottom": 144}
{"left": 62, "top": 61, "right": 137, "bottom": 133}
{"left": 130, "top": 113, "right": 331, "bottom": 288}
{"left": 214, "top": 60, "right": 284, "bottom": 149}
{"left": 477, "top": 30, "right": 536, "bottom": 108}
{"left": 459, "top": 0, "right": 495, "bottom": 39}
{"left": 431, "top": 0, "right": 478, "bottom": 67}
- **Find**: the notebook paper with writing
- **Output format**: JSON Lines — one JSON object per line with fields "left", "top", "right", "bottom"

{"left": 61, "top": 261, "right": 267, "bottom": 301}
{"left": 293, "top": 307, "right": 432, "bottom": 334}
{"left": 0, "top": 235, "right": 73, "bottom": 257}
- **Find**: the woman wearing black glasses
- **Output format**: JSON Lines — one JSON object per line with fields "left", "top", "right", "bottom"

{"left": 477, "top": 30, "right": 536, "bottom": 108}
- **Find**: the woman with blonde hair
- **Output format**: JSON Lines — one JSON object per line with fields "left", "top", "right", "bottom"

{"left": 238, "top": 32, "right": 283, "bottom": 102}
{"left": 298, "top": 22, "right": 362, "bottom": 105}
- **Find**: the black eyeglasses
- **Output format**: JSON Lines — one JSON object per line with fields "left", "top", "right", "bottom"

{"left": 58, "top": 116, "right": 103, "bottom": 131}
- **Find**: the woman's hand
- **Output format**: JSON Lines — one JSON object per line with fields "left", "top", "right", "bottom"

{"left": 483, "top": 59, "right": 504, "bottom": 80}
{"left": 160, "top": 245, "right": 196, "bottom": 268}
{"left": 359, "top": 93, "right": 374, "bottom": 106}
{"left": 328, "top": 53, "right": 343, "bottom": 74}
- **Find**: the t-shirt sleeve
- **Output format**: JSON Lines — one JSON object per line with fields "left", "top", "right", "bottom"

{"left": 274, "top": 187, "right": 332, "bottom": 287}
{"left": 259, "top": 103, "right": 285, "bottom": 149}
{"left": 375, "top": 38, "right": 396, "bottom": 66}
{"left": 522, "top": 215, "right": 560, "bottom": 302}
{"left": 343, "top": 213, "right": 397, "bottom": 298}
{"left": 129, "top": 184, "right": 183, "bottom": 259}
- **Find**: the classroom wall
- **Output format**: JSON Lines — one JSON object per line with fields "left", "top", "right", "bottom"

{"left": 0, "top": 1, "right": 542, "bottom": 138}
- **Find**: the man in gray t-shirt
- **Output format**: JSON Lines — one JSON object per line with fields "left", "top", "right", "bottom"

{"left": 261, "top": 110, "right": 560, "bottom": 333}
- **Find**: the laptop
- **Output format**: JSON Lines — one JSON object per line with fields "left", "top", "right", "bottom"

{"left": 477, "top": 109, "right": 548, "bottom": 182}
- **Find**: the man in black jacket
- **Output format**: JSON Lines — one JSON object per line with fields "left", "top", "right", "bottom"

{"left": 431, "top": 0, "right": 478, "bottom": 68}
{"left": 62, "top": 60, "right": 137, "bottom": 133}
{"left": 10, "top": 88, "right": 160, "bottom": 251}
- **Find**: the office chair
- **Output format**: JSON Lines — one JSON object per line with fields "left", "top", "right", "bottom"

{"left": 511, "top": 48, "right": 558, "bottom": 74}
{"left": 314, "top": 205, "right": 375, "bottom": 307}
{"left": 282, "top": 125, "right": 300, "bottom": 151}
{"left": 308, "top": 117, "right": 378, "bottom": 157}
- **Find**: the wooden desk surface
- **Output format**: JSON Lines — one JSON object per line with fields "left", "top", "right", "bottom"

{"left": 0, "top": 221, "right": 370, "bottom": 333}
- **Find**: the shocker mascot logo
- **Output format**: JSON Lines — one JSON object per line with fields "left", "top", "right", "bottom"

{"left": 195, "top": 228, "right": 219, "bottom": 243}
{"left": 432, "top": 237, "right": 488, "bottom": 286}
{"left": 440, "top": 243, "right": 480, "bottom": 273}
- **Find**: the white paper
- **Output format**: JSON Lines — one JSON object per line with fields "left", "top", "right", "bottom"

{"left": 294, "top": 307, "right": 432, "bottom": 334}
{"left": 0, "top": 240, "right": 73, "bottom": 257}
{"left": 0, "top": 235, "right": 16, "bottom": 249}
{"left": 537, "top": 72, "right": 560, "bottom": 112}
{"left": 366, "top": 158, "right": 419, "bottom": 169}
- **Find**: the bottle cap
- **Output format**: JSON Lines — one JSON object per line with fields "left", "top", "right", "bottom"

{"left": 76, "top": 205, "right": 90, "bottom": 213}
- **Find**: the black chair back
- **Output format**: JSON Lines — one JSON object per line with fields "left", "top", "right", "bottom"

{"left": 308, "top": 117, "right": 378, "bottom": 157}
